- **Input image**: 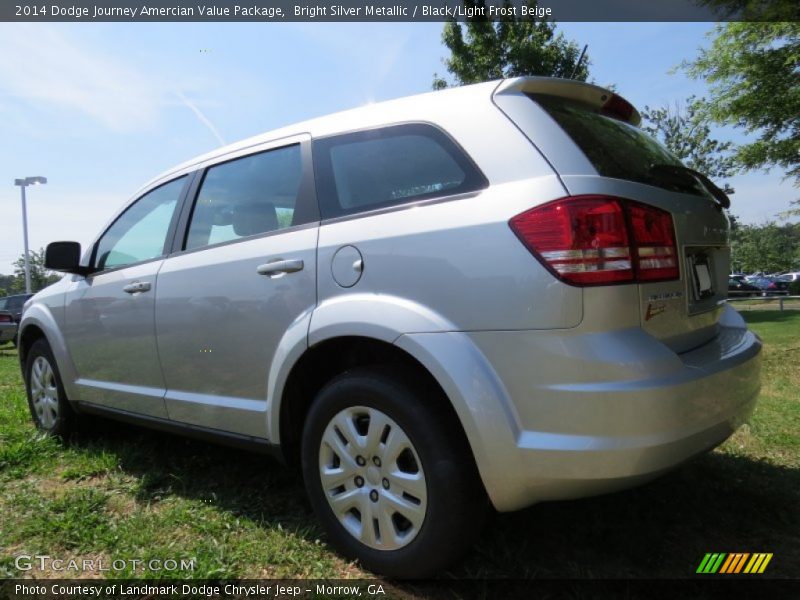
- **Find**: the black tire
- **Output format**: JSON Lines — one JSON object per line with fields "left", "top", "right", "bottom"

{"left": 301, "top": 365, "right": 488, "bottom": 578}
{"left": 24, "top": 338, "right": 78, "bottom": 436}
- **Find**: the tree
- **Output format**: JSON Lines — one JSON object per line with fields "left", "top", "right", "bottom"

{"left": 729, "top": 220, "right": 800, "bottom": 274}
{"left": 433, "top": 0, "right": 589, "bottom": 89}
{"left": 0, "top": 275, "right": 13, "bottom": 296}
{"left": 682, "top": 23, "right": 799, "bottom": 200}
{"left": 640, "top": 98, "right": 737, "bottom": 182}
{"left": 11, "top": 249, "right": 61, "bottom": 293}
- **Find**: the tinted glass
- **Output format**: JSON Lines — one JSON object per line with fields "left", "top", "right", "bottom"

{"left": 8, "top": 296, "right": 25, "bottom": 311}
{"left": 0, "top": 296, "right": 28, "bottom": 311}
{"left": 95, "top": 177, "right": 185, "bottom": 270}
{"left": 531, "top": 94, "right": 706, "bottom": 197}
{"left": 185, "top": 145, "right": 303, "bottom": 251}
{"left": 314, "top": 124, "right": 487, "bottom": 219}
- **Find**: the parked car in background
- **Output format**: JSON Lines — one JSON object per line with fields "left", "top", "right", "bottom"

{"left": 778, "top": 272, "right": 800, "bottom": 283}
{"left": 728, "top": 278, "right": 761, "bottom": 297}
{"left": 0, "top": 310, "right": 17, "bottom": 345}
{"left": 749, "top": 277, "right": 790, "bottom": 296}
{"left": 0, "top": 293, "right": 34, "bottom": 324}
{"left": 0, "top": 294, "right": 33, "bottom": 346}
{"left": 17, "top": 77, "right": 762, "bottom": 577}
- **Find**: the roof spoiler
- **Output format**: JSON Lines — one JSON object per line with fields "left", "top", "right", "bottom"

{"left": 493, "top": 77, "right": 641, "bottom": 127}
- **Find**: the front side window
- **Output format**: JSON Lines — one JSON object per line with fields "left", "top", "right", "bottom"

{"left": 184, "top": 144, "right": 303, "bottom": 251}
{"left": 95, "top": 177, "right": 185, "bottom": 270}
{"left": 313, "top": 124, "right": 487, "bottom": 219}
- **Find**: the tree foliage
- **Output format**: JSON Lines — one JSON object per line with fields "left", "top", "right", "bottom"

{"left": 682, "top": 23, "right": 800, "bottom": 192}
{"left": 10, "top": 249, "right": 61, "bottom": 293}
{"left": 730, "top": 220, "right": 800, "bottom": 274}
{"left": 641, "top": 98, "right": 737, "bottom": 182}
{"left": 0, "top": 276, "right": 12, "bottom": 297}
{"left": 433, "top": 1, "right": 589, "bottom": 89}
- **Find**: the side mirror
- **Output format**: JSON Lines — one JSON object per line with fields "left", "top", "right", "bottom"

{"left": 45, "top": 241, "right": 92, "bottom": 275}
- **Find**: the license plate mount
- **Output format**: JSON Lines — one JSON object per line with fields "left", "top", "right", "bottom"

{"left": 690, "top": 254, "right": 714, "bottom": 301}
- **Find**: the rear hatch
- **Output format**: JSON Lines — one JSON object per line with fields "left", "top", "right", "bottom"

{"left": 493, "top": 77, "right": 730, "bottom": 353}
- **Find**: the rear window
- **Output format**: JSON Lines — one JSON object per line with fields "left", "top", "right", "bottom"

{"left": 0, "top": 296, "right": 28, "bottom": 311}
{"left": 313, "top": 123, "right": 487, "bottom": 219}
{"left": 530, "top": 94, "right": 706, "bottom": 197}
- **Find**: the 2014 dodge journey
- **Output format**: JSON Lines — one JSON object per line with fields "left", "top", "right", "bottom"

{"left": 19, "top": 77, "right": 762, "bottom": 577}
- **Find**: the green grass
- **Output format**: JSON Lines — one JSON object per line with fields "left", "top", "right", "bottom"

{"left": 0, "top": 312, "right": 797, "bottom": 584}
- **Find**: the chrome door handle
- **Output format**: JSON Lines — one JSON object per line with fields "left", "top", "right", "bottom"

{"left": 123, "top": 281, "right": 151, "bottom": 294}
{"left": 257, "top": 259, "right": 304, "bottom": 276}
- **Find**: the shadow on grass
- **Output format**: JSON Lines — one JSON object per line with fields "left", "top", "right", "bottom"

{"left": 449, "top": 452, "right": 798, "bottom": 580}
{"left": 0, "top": 345, "right": 18, "bottom": 358}
{"left": 64, "top": 418, "right": 313, "bottom": 534}
{"left": 60, "top": 420, "right": 799, "bottom": 581}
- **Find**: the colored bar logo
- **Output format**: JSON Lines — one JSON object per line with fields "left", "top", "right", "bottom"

{"left": 697, "top": 553, "right": 773, "bottom": 574}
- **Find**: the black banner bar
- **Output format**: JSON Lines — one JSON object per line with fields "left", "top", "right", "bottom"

{"left": 2, "top": 0, "right": 797, "bottom": 23}
{"left": 3, "top": 579, "right": 800, "bottom": 600}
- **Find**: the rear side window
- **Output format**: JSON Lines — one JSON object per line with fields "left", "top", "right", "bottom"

{"left": 313, "top": 123, "right": 487, "bottom": 219}
{"left": 185, "top": 144, "right": 303, "bottom": 251}
{"left": 530, "top": 94, "right": 706, "bottom": 197}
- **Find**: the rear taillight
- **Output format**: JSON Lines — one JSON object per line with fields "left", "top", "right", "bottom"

{"left": 628, "top": 202, "right": 679, "bottom": 281}
{"left": 0, "top": 314, "right": 12, "bottom": 323}
{"left": 509, "top": 195, "right": 679, "bottom": 286}
{"left": 509, "top": 196, "right": 632, "bottom": 285}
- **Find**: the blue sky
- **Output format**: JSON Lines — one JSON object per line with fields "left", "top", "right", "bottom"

{"left": 0, "top": 22, "right": 796, "bottom": 274}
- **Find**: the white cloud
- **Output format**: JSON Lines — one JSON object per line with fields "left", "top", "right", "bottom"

{"left": 0, "top": 25, "right": 165, "bottom": 132}
{"left": 0, "top": 24, "right": 227, "bottom": 142}
{"left": 174, "top": 91, "right": 226, "bottom": 146}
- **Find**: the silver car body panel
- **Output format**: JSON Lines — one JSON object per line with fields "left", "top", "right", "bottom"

{"left": 314, "top": 177, "right": 582, "bottom": 333}
{"left": 15, "top": 284, "right": 76, "bottom": 390}
{"left": 19, "top": 76, "right": 762, "bottom": 512}
{"left": 156, "top": 225, "right": 318, "bottom": 438}
{"left": 392, "top": 293, "right": 760, "bottom": 511}
{"left": 63, "top": 260, "right": 169, "bottom": 418}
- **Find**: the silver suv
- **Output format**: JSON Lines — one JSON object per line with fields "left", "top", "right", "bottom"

{"left": 19, "top": 77, "right": 762, "bottom": 577}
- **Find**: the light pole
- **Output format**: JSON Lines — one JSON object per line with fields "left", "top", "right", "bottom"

{"left": 13, "top": 176, "right": 47, "bottom": 294}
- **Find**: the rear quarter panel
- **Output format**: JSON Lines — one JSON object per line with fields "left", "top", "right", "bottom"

{"left": 312, "top": 91, "right": 583, "bottom": 333}
{"left": 315, "top": 177, "right": 582, "bottom": 333}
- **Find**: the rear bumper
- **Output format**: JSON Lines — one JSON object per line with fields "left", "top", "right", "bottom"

{"left": 462, "top": 305, "right": 761, "bottom": 511}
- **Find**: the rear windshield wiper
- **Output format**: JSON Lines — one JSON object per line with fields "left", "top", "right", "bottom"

{"left": 648, "top": 164, "right": 731, "bottom": 210}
